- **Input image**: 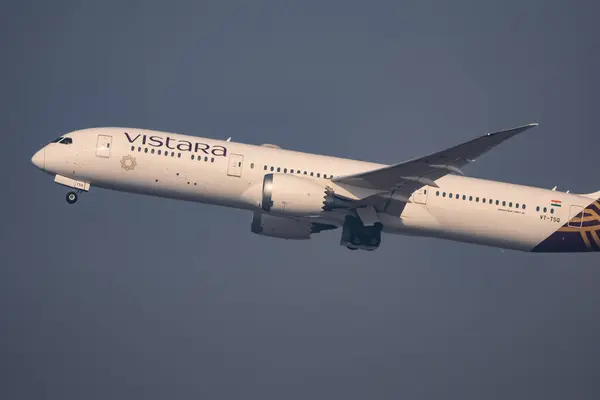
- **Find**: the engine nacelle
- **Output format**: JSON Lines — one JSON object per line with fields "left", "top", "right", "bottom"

{"left": 261, "top": 174, "right": 351, "bottom": 217}
{"left": 251, "top": 213, "right": 312, "bottom": 240}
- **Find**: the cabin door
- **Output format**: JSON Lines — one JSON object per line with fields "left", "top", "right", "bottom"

{"left": 96, "top": 135, "right": 112, "bottom": 158}
{"left": 227, "top": 153, "right": 244, "bottom": 177}
{"left": 412, "top": 187, "right": 428, "bottom": 205}
{"left": 568, "top": 205, "right": 585, "bottom": 228}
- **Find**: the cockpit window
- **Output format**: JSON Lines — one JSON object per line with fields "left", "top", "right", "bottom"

{"left": 49, "top": 137, "right": 72, "bottom": 144}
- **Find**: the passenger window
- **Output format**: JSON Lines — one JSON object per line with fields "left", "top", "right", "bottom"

{"left": 476, "top": 197, "right": 479, "bottom": 202}
{"left": 178, "top": 153, "right": 181, "bottom": 158}
{"left": 191, "top": 155, "right": 195, "bottom": 160}
{"left": 449, "top": 193, "right": 453, "bottom": 199}
{"left": 462, "top": 195, "right": 466, "bottom": 200}
{"left": 310, "top": 172, "right": 314, "bottom": 176}
{"left": 251, "top": 163, "right": 255, "bottom": 169}
{"left": 290, "top": 169, "right": 294, "bottom": 174}
{"left": 536, "top": 206, "right": 540, "bottom": 212}
{"left": 284, "top": 168, "right": 287, "bottom": 173}
{"left": 437, "top": 191, "right": 440, "bottom": 196}
{"left": 551, "top": 208, "right": 555, "bottom": 214}
{"left": 270, "top": 166, "right": 274, "bottom": 172}
{"left": 482, "top": 198, "right": 486, "bottom": 203}
{"left": 211, "top": 158, "right": 215, "bottom": 162}
{"left": 205, "top": 156, "right": 209, "bottom": 162}
{"left": 515, "top": 203, "right": 519, "bottom": 208}
{"left": 469, "top": 196, "right": 473, "bottom": 201}
{"left": 489, "top": 199, "right": 493, "bottom": 204}
{"left": 131, "top": 146, "right": 135, "bottom": 151}
{"left": 138, "top": 147, "right": 142, "bottom": 152}
{"left": 495, "top": 200, "right": 499, "bottom": 205}
{"left": 158, "top": 150, "right": 162, "bottom": 155}
{"left": 443, "top": 192, "right": 446, "bottom": 197}
{"left": 509, "top": 202, "right": 513, "bottom": 208}
{"left": 151, "top": 149, "right": 155, "bottom": 154}
{"left": 277, "top": 167, "right": 281, "bottom": 172}
{"left": 523, "top": 204, "right": 526, "bottom": 210}
{"left": 502, "top": 201, "right": 506, "bottom": 206}
{"left": 171, "top": 152, "right": 175, "bottom": 157}
{"left": 144, "top": 148, "right": 148, "bottom": 153}
{"left": 264, "top": 165, "right": 267, "bottom": 170}
{"left": 543, "top": 207, "right": 547, "bottom": 213}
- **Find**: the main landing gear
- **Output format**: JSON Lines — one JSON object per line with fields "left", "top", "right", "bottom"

{"left": 340, "top": 215, "right": 382, "bottom": 251}
{"left": 66, "top": 191, "right": 79, "bottom": 204}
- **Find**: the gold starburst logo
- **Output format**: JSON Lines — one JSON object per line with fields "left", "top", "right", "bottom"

{"left": 120, "top": 155, "right": 137, "bottom": 171}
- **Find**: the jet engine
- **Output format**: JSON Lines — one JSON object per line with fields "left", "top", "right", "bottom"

{"left": 251, "top": 212, "right": 338, "bottom": 240}
{"left": 251, "top": 213, "right": 312, "bottom": 239}
{"left": 260, "top": 174, "right": 351, "bottom": 217}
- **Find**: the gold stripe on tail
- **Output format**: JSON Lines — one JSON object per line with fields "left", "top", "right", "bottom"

{"left": 591, "top": 231, "right": 600, "bottom": 248}
{"left": 581, "top": 231, "right": 593, "bottom": 249}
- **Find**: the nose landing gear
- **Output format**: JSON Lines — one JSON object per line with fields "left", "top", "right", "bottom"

{"left": 53, "top": 175, "right": 90, "bottom": 204}
{"left": 66, "top": 191, "right": 79, "bottom": 204}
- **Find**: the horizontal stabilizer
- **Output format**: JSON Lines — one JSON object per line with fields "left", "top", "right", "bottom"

{"left": 583, "top": 190, "right": 600, "bottom": 200}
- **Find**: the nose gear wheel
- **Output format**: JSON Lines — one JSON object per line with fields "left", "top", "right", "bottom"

{"left": 66, "top": 191, "right": 78, "bottom": 204}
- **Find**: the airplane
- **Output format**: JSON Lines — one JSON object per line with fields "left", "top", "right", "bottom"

{"left": 31, "top": 124, "right": 600, "bottom": 253}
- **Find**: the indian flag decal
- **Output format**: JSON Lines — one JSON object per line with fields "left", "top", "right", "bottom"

{"left": 551, "top": 200, "right": 562, "bottom": 207}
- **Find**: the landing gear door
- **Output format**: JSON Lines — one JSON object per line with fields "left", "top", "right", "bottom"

{"left": 227, "top": 153, "right": 244, "bottom": 177}
{"left": 96, "top": 135, "right": 113, "bottom": 158}
{"left": 568, "top": 205, "right": 585, "bottom": 228}
{"left": 411, "top": 187, "right": 428, "bottom": 205}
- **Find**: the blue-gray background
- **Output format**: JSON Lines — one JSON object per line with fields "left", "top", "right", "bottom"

{"left": 2, "top": 1, "right": 599, "bottom": 399}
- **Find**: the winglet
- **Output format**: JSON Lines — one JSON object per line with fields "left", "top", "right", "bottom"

{"left": 519, "top": 123, "right": 539, "bottom": 129}
{"left": 521, "top": 123, "right": 539, "bottom": 132}
{"left": 507, "top": 122, "right": 539, "bottom": 133}
{"left": 484, "top": 123, "right": 538, "bottom": 137}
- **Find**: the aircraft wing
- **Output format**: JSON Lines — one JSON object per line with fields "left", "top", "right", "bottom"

{"left": 333, "top": 123, "right": 538, "bottom": 201}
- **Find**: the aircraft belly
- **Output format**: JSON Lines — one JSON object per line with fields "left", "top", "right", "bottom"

{"left": 380, "top": 202, "right": 548, "bottom": 252}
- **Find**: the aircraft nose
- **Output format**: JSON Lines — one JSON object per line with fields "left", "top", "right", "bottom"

{"left": 31, "top": 148, "right": 45, "bottom": 170}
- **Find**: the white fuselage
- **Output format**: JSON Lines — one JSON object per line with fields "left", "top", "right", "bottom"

{"left": 31, "top": 128, "right": 600, "bottom": 253}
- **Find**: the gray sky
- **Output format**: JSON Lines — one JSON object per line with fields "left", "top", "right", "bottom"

{"left": 2, "top": 1, "right": 600, "bottom": 399}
